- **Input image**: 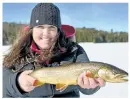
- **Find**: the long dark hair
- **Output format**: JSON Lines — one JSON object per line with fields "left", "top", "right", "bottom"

{"left": 3, "top": 27, "right": 77, "bottom": 68}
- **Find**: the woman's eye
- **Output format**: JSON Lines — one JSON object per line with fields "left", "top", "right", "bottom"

{"left": 49, "top": 26, "right": 56, "bottom": 31}
{"left": 50, "top": 28, "right": 55, "bottom": 31}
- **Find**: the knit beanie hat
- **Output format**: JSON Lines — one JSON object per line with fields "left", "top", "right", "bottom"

{"left": 30, "top": 3, "right": 61, "bottom": 29}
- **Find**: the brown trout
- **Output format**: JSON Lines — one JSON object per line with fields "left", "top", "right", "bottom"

{"left": 29, "top": 61, "right": 128, "bottom": 91}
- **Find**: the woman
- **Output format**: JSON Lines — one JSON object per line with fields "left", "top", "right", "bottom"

{"left": 3, "top": 3, "right": 105, "bottom": 98}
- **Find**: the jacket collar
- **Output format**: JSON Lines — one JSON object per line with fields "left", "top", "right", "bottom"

{"left": 30, "top": 41, "right": 41, "bottom": 54}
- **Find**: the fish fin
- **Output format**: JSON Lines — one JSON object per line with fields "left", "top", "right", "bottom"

{"left": 85, "top": 70, "right": 94, "bottom": 78}
{"left": 33, "top": 80, "right": 44, "bottom": 86}
{"left": 56, "top": 84, "right": 68, "bottom": 92}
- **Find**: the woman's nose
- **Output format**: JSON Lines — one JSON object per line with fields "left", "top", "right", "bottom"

{"left": 42, "top": 28, "right": 50, "bottom": 36}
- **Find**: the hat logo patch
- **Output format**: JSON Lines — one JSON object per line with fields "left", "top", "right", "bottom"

{"left": 36, "top": 20, "right": 39, "bottom": 23}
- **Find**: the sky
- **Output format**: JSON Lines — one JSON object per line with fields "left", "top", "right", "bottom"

{"left": 3, "top": 3, "right": 128, "bottom": 32}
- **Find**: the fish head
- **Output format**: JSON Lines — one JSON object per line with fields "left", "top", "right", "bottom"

{"left": 98, "top": 66, "right": 128, "bottom": 83}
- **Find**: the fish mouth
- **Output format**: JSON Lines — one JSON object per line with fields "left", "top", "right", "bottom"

{"left": 115, "top": 74, "right": 128, "bottom": 82}
{"left": 120, "top": 75, "right": 128, "bottom": 81}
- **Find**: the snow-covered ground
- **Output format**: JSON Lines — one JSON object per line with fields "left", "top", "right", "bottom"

{"left": 2, "top": 43, "right": 129, "bottom": 98}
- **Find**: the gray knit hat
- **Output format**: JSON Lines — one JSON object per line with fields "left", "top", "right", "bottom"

{"left": 30, "top": 3, "right": 61, "bottom": 28}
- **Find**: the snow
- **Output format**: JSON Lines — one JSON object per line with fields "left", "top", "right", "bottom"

{"left": 1, "top": 43, "right": 128, "bottom": 98}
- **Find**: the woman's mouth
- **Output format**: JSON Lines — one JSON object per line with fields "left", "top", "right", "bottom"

{"left": 39, "top": 37, "right": 50, "bottom": 41}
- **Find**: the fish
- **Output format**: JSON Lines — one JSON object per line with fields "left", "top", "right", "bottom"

{"left": 29, "top": 61, "right": 128, "bottom": 91}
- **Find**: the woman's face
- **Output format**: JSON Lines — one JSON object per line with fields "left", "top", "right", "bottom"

{"left": 32, "top": 24, "right": 58, "bottom": 50}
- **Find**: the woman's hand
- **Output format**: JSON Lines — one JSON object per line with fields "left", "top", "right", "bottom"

{"left": 18, "top": 70, "right": 37, "bottom": 92}
{"left": 78, "top": 71, "right": 106, "bottom": 89}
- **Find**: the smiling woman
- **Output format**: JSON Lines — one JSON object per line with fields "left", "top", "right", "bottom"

{"left": 3, "top": 3, "right": 105, "bottom": 98}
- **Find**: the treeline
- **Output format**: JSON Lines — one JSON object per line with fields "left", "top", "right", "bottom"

{"left": 3, "top": 22, "right": 128, "bottom": 45}
{"left": 76, "top": 27, "right": 128, "bottom": 43}
{"left": 3, "top": 22, "right": 25, "bottom": 45}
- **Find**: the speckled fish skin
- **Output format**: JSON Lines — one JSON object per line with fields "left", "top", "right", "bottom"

{"left": 29, "top": 61, "right": 128, "bottom": 86}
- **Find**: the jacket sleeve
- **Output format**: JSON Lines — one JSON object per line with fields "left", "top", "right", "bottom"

{"left": 75, "top": 45, "right": 100, "bottom": 95}
{"left": 3, "top": 67, "right": 28, "bottom": 98}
